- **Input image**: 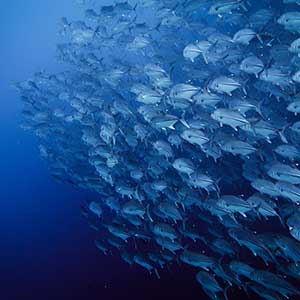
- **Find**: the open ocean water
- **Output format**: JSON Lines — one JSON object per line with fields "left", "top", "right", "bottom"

{"left": 3, "top": 0, "right": 300, "bottom": 300}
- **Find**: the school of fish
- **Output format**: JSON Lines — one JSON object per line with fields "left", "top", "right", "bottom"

{"left": 14, "top": 0, "right": 300, "bottom": 299}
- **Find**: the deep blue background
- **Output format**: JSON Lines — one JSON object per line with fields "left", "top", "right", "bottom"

{"left": 0, "top": 1, "right": 207, "bottom": 299}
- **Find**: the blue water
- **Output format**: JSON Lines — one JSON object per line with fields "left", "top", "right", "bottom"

{"left": 0, "top": 1, "right": 100, "bottom": 298}
{"left": 7, "top": 1, "right": 298, "bottom": 299}
{"left": 0, "top": 2, "right": 204, "bottom": 299}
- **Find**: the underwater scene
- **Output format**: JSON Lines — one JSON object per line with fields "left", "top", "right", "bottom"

{"left": 5, "top": 0, "right": 300, "bottom": 299}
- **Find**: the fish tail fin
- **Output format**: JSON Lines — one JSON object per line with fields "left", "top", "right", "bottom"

{"left": 154, "top": 268, "right": 160, "bottom": 279}
{"left": 241, "top": 283, "right": 250, "bottom": 297}
{"left": 256, "top": 99, "right": 266, "bottom": 119}
{"left": 146, "top": 204, "right": 154, "bottom": 222}
{"left": 278, "top": 213, "right": 286, "bottom": 228}
{"left": 256, "top": 34, "right": 263, "bottom": 44}
{"left": 241, "top": 1, "right": 248, "bottom": 12}
{"left": 153, "top": 22, "right": 161, "bottom": 33}
{"left": 279, "top": 123, "right": 290, "bottom": 144}
{"left": 254, "top": 206, "right": 262, "bottom": 221}
{"left": 224, "top": 285, "right": 230, "bottom": 300}
{"left": 182, "top": 218, "right": 186, "bottom": 231}
{"left": 179, "top": 117, "right": 190, "bottom": 128}
{"left": 132, "top": 3, "right": 138, "bottom": 11}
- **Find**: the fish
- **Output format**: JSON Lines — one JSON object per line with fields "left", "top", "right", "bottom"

{"left": 195, "top": 271, "right": 224, "bottom": 300}
{"left": 240, "top": 56, "right": 264, "bottom": 77}
{"left": 211, "top": 108, "right": 250, "bottom": 130}
{"left": 17, "top": 0, "right": 300, "bottom": 298}
{"left": 180, "top": 129, "right": 209, "bottom": 147}
{"left": 209, "top": 0, "right": 247, "bottom": 16}
{"left": 181, "top": 250, "right": 216, "bottom": 270}
{"left": 267, "top": 163, "right": 300, "bottom": 184}
{"left": 217, "top": 195, "right": 254, "bottom": 217}
{"left": 209, "top": 76, "right": 242, "bottom": 96}
{"left": 172, "top": 158, "right": 195, "bottom": 176}
{"left": 221, "top": 140, "right": 256, "bottom": 156}
{"left": 250, "top": 270, "right": 300, "bottom": 298}
{"left": 152, "top": 222, "right": 178, "bottom": 241}
{"left": 88, "top": 201, "right": 102, "bottom": 218}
